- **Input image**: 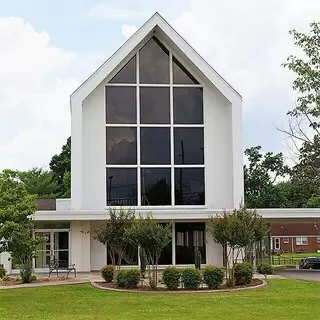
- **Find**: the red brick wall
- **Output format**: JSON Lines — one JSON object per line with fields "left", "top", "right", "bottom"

{"left": 274, "top": 236, "right": 320, "bottom": 253}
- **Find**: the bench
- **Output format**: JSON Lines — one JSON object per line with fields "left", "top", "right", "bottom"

{"left": 49, "top": 259, "right": 76, "bottom": 278}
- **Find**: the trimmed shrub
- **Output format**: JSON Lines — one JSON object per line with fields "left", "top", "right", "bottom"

{"left": 162, "top": 267, "right": 181, "bottom": 290}
{"left": 203, "top": 265, "right": 224, "bottom": 289}
{"left": 1, "top": 275, "right": 10, "bottom": 282}
{"left": 30, "top": 273, "right": 38, "bottom": 281}
{"left": 194, "top": 247, "right": 201, "bottom": 270}
{"left": 181, "top": 268, "right": 201, "bottom": 290}
{"left": 101, "top": 265, "right": 114, "bottom": 283}
{"left": 257, "top": 263, "right": 273, "bottom": 275}
{"left": 233, "top": 263, "right": 253, "bottom": 285}
{"left": 116, "top": 269, "right": 140, "bottom": 289}
{"left": 0, "top": 265, "right": 6, "bottom": 278}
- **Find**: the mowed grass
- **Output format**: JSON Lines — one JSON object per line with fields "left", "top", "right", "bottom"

{"left": 280, "top": 252, "right": 320, "bottom": 258}
{"left": 1, "top": 280, "right": 320, "bottom": 320}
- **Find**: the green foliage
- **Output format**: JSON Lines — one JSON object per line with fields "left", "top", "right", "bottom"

{"left": 257, "top": 263, "right": 273, "bottom": 275}
{"left": 0, "top": 264, "right": 6, "bottom": 278}
{"left": 202, "top": 265, "right": 224, "bottom": 289}
{"left": 49, "top": 136, "right": 71, "bottom": 197}
{"left": 15, "top": 167, "right": 59, "bottom": 199}
{"left": 233, "top": 263, "right": 253, "bottom": 285}
{"left": 181, "top": 268, "right": 201, "bottom": 290}
{"left": 1, "top": 274, "right": 10, "bottom": 282}
{"left": 94, "top": 208, "right": 135, "bottom": 268}
{"left": 62, "top": 171, "right": 71, "bottom": 198}
{"left": 244, "top": 146, "right": 290, "bottom": 208}
{"left": 125, "top": 214, "right": 171, "bottom": 288}
{"left": 162, "top": 267, "right": 181, "bottom": 290}
{"left": 101, "top": 265, "right": 114, "bottom": 283}
{"left": 0, "top": 170, "right": 46, "bottom": 283}
{"left": 194, "top": 247, "right": 201, "bottom": 270}
{"left": 116, "top": 269, "right": 140, "bottom": 289}
{"left": 305, "top": 195, "right": 320, "bottom": 208}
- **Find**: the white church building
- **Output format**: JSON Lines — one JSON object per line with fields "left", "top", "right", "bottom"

{"left": 4, "top": 13, "right": 315, "bottom": 274}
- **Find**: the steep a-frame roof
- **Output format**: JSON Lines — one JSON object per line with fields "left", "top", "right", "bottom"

{"left": 71, "top": 12, "right": 242, "bottom": 104}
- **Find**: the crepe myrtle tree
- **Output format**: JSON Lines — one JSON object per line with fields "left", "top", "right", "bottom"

{"left": 0, "top": 170, "right": 46, "bottom": 283}
{"left": 94, "top": 208, "right": 135, "bottom": 270}
{"left": 125, "top": 214, "right": 172, "bottom": 289}
{"left": 207, "top": 206, "right": 269, "bottom": 287}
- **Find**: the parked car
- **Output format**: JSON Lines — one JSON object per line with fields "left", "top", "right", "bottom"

{"left": 299, "top": 257, "right": 320, "bottom": 269}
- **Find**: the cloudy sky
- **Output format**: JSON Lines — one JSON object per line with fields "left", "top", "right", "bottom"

{"left": 0, "top": 0, "right": 318, "bottom": 170}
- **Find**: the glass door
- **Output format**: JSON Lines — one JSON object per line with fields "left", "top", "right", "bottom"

{"left": 34, "top": 230, "right": 69, "bottom": 271}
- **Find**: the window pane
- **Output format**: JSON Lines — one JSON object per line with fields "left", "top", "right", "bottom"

{"left": 174, "top": 168, "right": 205, "bottom": 205}
{"left": 141, "top": 168, "right": 171, "bottom": 206}
{"left": 174, "top": 128, "right": 204, "bottom": 164}
{"left": 106, "top": 168, "right": 137, "bottom": 206}
{"left": 106, "top": 87, "right": 136, "bottom": 124}
{"left": 107, "top": 244, "right": 138, "bottom": 265}
{"left": 173, "top": 87, "right": 203, "bottom": 124}
{"left": 140, "top": 128, "right": 170, "bottom": 164}
{"left": 175, "top": 223, "right": 206, "bottom": 264}
{"left": 109, "top": 56, "right": 136, "bottom": 83}
{"left": 158, "top": 223, "right": 172, "bottom": 264}
{"left": 106, "top": 127, "right": 137, "bottom": 164}
{"left": 140, "top": 87, "right": 170, "bottom": 124}
{"left": 139, "top": 37, "right": 169, "bottom": 84}
{"left": 173, "top": 56, "right": 199, "bottom": 84}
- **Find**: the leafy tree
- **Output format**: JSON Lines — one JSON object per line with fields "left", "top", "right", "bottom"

{"left": 0, "top": 170, "right": 45, "bottom": 283}
{"left": 244, "top": 146, "right": 290, "bottom": 208}
{"left": 62, "top": 171, "right": 71, "bottom": 198}
{"left": 15, "top": 167, "right": 59, "bottom": 199}
{"left": 94, "top": 208, "right": 135, "bottom": 269}
{"left": 49, "top": 137, "right": 71, "bottom": 197}
{"left": 305, "top": 195, "right": 320, "bottom": 208}
{"left": 208, "top": 207, "right": 268, "bottom": 287}
{"left": 125, "top": 214, "right": 172, "bottom": 288}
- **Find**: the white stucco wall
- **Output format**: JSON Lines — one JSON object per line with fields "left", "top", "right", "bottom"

{"left": 0, "top": 252, "right": 12, "bottom": 274}
{"left": 205, "top": 226, "right": 223, "bottom": 266}
{"left": 70, "top": 221, "right": 91, "bottom": 271}
{"left": 90, "top": 221, "right": 107, "bottom": 270}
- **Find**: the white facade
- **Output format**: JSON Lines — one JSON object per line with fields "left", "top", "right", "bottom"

{"left": 1, "top": 13, "right": 245, "bottom": 273}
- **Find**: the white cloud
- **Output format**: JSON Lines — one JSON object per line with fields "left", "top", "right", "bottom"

{"left": 0, "top": 17, "right": 78, "bottom": 170}
{"left": 87, "top": 4, "right": 151, "bottom": 21}
{"left": 121, "top": 24, "right": 138, "bottom": 39}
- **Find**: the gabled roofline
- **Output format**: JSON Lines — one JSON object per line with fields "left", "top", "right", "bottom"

{"left": 71, "top": 12, "right": 242, "bottom": 103}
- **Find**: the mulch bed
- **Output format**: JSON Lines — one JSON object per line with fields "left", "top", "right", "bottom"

{"left": 0, "top": 276, "right": 68, "bottom": 286}
{"left": 95, "top": 278, "right": 263, "bottom": 292}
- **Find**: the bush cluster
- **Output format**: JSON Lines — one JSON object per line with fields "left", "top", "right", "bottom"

{"left": 181, "top": 268, "right": 202, "bottom": 290}
{"left": 116, "top": 269, "right": 140, "bottom": 289}
{"left": 257, "top": 263, "right": 273, "bottom": 275}
{"left": 101, "top": 265, "right": 114, "bottom": 283}
{"left": 233, "top": 263, "right": 253, "bottom": 285}
{"left": 202, "top": 265, "right": 224, "bottom": 289}
{"left": 0, "top": 265, "right": 6, "bottom": 279}
{"left": 162, "top": 267, "right": 181, "bottom": 290}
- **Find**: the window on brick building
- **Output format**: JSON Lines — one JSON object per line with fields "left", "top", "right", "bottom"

{"left": 317, "top": 237, "right": 320, "bottom": 244}
{"left": 296, "top": 237, "right": 308, "bottom": 245}
{"left": 283, "top": 237, "right": 289, "bottom": 244}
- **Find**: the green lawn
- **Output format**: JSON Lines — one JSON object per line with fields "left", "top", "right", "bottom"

{"left": 1, "top": 280, "right": 320, "bottom": 320}
{"left": 280, "top": 252, "right": 320, "bottom": 258}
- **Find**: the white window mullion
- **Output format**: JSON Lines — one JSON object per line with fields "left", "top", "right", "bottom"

{"left": 169, "top": 50, "right": 175, "bottom": 206}
{"left": 136, "top": 52, "right": 141, "bottom": 207}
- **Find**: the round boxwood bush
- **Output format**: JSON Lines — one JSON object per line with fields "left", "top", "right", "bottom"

{"left": 233, "top": 262, "right": 253, "bottom": 285}
{"left": 181, "top": 268, "right": 201, "bottom": 290}
{"left": 203, "top": 265, "right": 224, "bottom": 289}
{"left": 101, "top": 265, "right": 114, "bottom": 283}
{"left": 116, "top": 269, "right": 140, "bottom": 289}
{"left": 257, "top": 263, "right": 273, "bottom": 275}
{"left": 0, "top": 265, "right": 6, "bottom": 279}
{"left": 162, "top": 267, "right": 181, "bottom": 290}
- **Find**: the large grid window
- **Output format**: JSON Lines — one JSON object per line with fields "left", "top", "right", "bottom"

{"left": 106, "top": 36, "right": 205, "bottom": 206}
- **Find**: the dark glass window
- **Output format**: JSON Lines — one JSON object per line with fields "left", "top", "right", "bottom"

{"left": 107, "top": 244, "right": 138, "bottom": 265}
{"left": 141, "top": 168, "right": 171, "bottom": 206}
{"left": 106, "top": 87, "right": 136, "bottom": 124}
{"left": 106, "top": 168, "right": 137, "bottom": 206}
{"left": 173, "top": 87, "right": 203, "bottom": 124}
{"left": 174, "top": 128, "right": 204, "bottom": 164}
{"left": 109, "top": 56, "right": 136, "bottom": 84}
{"left": 140, "top": 87, "right": 170, "bottom": 124}
{"left": 106, "top": 127, "right": 137, "bottom": 164}
{"left": 140, "top": 128, "right": 170, "bottom": 164}
{"left": 173, "top": 56, "right": 199, "bottom": 84}
{"left": 175, "top": 222, "right": 206, "bottom": 264}
{"left": 158, "top": 223, "right": 172, "bottom": 265}
{"left": 174, "top": 168, "right": 205, "bottom": 205}
{"left": 139, "top": 37, "right": 169, "bottom": 84}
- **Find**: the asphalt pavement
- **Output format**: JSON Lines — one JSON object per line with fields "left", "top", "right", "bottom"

{"left": 275, "top": 269, "right": 320, "bottom": 282}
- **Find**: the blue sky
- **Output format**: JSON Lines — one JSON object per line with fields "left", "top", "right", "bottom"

{"left": 0, "top": 0, "right": 318, "bottom": 170}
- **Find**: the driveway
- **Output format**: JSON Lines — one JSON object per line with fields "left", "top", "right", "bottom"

{"left": 275, "top": 269, "right": 320, "bottom": 282}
